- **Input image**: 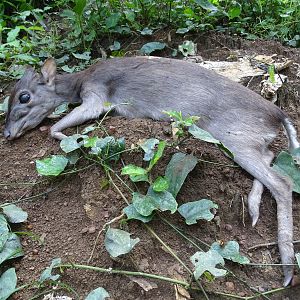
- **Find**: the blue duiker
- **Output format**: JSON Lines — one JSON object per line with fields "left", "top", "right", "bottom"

{"left": 4, "top": 56, "right": 300, "bottom": 285}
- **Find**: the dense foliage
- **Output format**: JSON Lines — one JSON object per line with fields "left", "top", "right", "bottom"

{"left": 0, "top": 0, "right": 299, "bottom": 77}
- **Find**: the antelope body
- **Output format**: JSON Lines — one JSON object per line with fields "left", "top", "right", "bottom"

{"left": 4, "top": 56, "right": 300, "bottom": 285}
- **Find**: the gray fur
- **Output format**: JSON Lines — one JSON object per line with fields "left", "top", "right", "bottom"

{"left": 4, "top": 56, "right": 299, "bottom": 285}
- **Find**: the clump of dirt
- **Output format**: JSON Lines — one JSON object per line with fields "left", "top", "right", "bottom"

{"left": 1, "top": 34, "right": 300, "bottom": 300}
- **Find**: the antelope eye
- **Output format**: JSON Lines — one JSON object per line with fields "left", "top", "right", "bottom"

{"left": 19, "top": 92, "right": 31, "bottom": 104}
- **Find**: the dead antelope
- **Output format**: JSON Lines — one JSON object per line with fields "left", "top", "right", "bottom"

{"left": 4, "top": 56, "right": 299, "bottom": 285}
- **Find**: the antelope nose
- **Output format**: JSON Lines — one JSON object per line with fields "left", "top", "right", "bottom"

{"left": 3, "top": 128, "right": 11, "bottom": 139}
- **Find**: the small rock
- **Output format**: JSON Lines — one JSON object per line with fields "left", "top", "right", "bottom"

{"left": 88, "top": 226, "right": 96, "bottom": 234}
{"left": 238, "top": 292, "right": 246, "bottom": 297}
{"left": 257, "top": 286, "right": 265, "bottom": 292}
{"left": 29, "top": 266, "right": 35, "bottom": 271}
{"left": 108, "top": 126, "right": 116, "bottom": 134}
{"left": 63, "top": 202, "right": 68, "bottom": 206}
{"left": 39, "top": 125, "right": 49, "bottom": 132}
{"left": 32, "top": 249, "right": 39, "bottom": 255}
{"left": 27, "top": 224, "right": 33, "bottom": 230}
{"left": 81, "top": 228, "right": 89, "bottom": 234}
{"left": 225, "top": 281, "right": 235, "bottom": 291}
{"left": 67, "top": 237, "right": 72, "bottom": 241}
{"left": 225, "top": 224, "right": 233, "bottom": 231}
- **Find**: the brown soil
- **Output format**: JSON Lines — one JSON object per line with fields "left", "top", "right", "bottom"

{"left": 1, "top": 33, "right": 300, "bottom": 300}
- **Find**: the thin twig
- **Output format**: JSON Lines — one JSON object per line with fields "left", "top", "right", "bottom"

{"left": 87, "top": 213, "right": 125, "bottom": 263}
{"left": 57, "top": 263, "right": 190, "bottom": 287}
{"left": 248, "top": 240, "right": 300, "bottom": 251}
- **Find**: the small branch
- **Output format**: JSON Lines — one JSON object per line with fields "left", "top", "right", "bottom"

{"left": 57, "top": 263, "right": 190, "bottom": 287}
{"left": 248, "top": 240, "right": 300, "bottom": 251}
{"left": 87, "top": 213, "right": 125, "bottom": 263}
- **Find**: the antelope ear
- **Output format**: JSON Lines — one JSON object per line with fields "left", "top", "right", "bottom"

{"left": 41, "top": 57, "right": 57, "bottom": 86}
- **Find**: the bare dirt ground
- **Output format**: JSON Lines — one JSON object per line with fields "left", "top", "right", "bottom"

{"left": 1, "top": 33, "right": 300, "bottom": 299}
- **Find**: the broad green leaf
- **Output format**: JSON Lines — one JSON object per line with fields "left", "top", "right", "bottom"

{"left": 39, "top": 258, "right": 61, "bottom": 283}
{"left": 50, "top": 103, "right": 69, "bottom": 117}
{"left": 36, "top": 155, "right": 69, "bottom": 176}
{"left": 273, "top": 150, "right": 300, "bottom": 193}
{"left": 165, "top": 153, "right": 198, "bottom": 197}
{"left": 194, "top": 0, "right": 218, "bottom": 11}
{"left": 228, "top": 5, "right": 241, "bottom": 19}
{"left": 105, "top": 228, "right": 140, "bottom": 257}
{"left": 147, "top": 187, "right": 177, "bottom": 213}
{"left": 72, "top": 52, "right": 91, "bottom": 60}
{"left": 0, "top": 233, "right": 24, "bottom": 265}
{"left": 121, "top": 165, "right": 148, "bottom": 182}
{"left": 178, "top": 199, "right": 218, "bottom": 225}
{"left": 7, "top": 27, "right": 21, "bottom": 42}
{"left": 132, "top": 192, "right": 156, "bottom": 216}
{"left": 83, "top": 136, "right": 99, "bottom": 148}
{"left": 0, "top": 268, "right": 17, "bottom": 300}
{"left": 140, "top": 27, "right": 153, "bottom": 35}
{"left": 106, "top": 13, "right": 121, "bottom": 29}
{"left": 123, "top": 204, "right": 153, "bottom": 223}
{"left": 138, "top": 138, "right": 159, "bottom": 161}
{"left": 148, "top": 141, "right": 166, "bottom": 170}
{"left": 85, "top": 287, "right": 110, "bottom": 300}
{"left": 73, "top": 0, "right": 87, "bottom": 16}
{"left": 0, "top": 215, "right": 9, "bottom": 250}
{"left": 82, "top": 125, "right": 96, "bottom": 134}
{"left": 0, "top": 96, "right": 9, "bottom": 113}
{"left": 140, "top": 42, "right": 166, "bottom": 55}
{"left": 188, "top": 125, "right": 220, "bottom": 144}
{"left": 211, "top": 241, "right": 250, "bottom": 264}
{"left": 124, "top": 10, "right": 135, "bottom": 22}
{"left": 109, "top": 41, "right": 121, "bottom": 51}
{"left": 60, "top": 134, "right": 83, "bottom": 153}
{"left": 190, "top": 250, "right": 226, "bottom": 279}
{"left": 2, "top": 204, "right": 28, "bottom": 223}
{"left": 178, "top": 41, "right": 196, "bottom": 56}
{"left": 296, "top": 253, "right": 300, "bottom": 269}
{"left": 152, "top": 176, "right": 169, "bottom": 192}
{"left": 66, "top": 150, "right": 81, "bottom": 165}
{"left": 176, "top": 28, "right": 190, "bottom": 34}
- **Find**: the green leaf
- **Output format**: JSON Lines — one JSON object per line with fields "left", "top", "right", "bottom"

{"left": 273, "top": 150, "right": 300, "bottom": 193}
{"left": 147, "top": 187, "right": 178, "bottom": 214}
{"left": 60, "top": 134, "right": 83, "bottom": 153}
{"left": 0, "top": 215, "right": 9, "bottom": 251}
{"left": 39, "top": 258, "right": 61, "bottom": 283}
{"left": 178, "top": 199, "right": 218, "bottom": 225}
{"left": 2, "top": 204, "right": 28, "bottom": 223}
{"left": 139, "top": 138, "right": 159, "bottom": 161}
{"left": 211, "top": 241, "right": 250, "bottom": 264}
{"left": 36, "top": 155, "right": 69, "bottom": 176}
{"left": 50, "top": 103, "right": 69, "bottom": 117}
{"left": 188, "top": 125, "right": 220, "bottom": 144}
{"left": 140, "top": 42, "right": 166, "bottom": 55}
{"left": 82, "top": 125, "right": 96, "bottom": 134}
{"left": 165, "top": 153, "right": 198, "bottom": 197}
{"left": 105, "top": 13, "right": 121, "bottom": 29}
{"left": 72, "top": 52, "right": 91, "bottom": 60}
{"left": 228, "top": 5, "right": 241, "bottom": 19}
{"left": 123, "top": 204, "right": 153, "bottom": 223}
{"left": 124, "top": 10, "right": 135, "bottom": 23}
{"left": 132, "top": 192, "right": 156, "bottom": 216}
{"left": 85, "top": 287, "right": 110, "bottom": 300}
{"left": 73, "top": 0, "right": 87, "bottom": 16}
{"left": 105, "top": 228, "right": 140, "bottom": 257}
{"left": 0, "top": 268, "right": 17, "bottom": 300}
{"left": 66, "top": 150, "right": 81, "bottom": 165}
{"left": 7, "top": 27, "right": 21, "bottom": 43}
{"left": 0, "top": 233, "right": 24, "bottom": 265}
{"left": 296, "top": 253, "right": 300, "bottom": 269}
{"left": 152, "top": 176, "right": 169, "bottom": 192}
{"left": 121, "top": 165, "right": 149, "bottom": 182}
{"left": 140, "top": 27, "right": 153, "bottom": 35}
{"left": 109, "top": 41, "right": 121, "bottom": 51}
{"left": 194, "top": 0, "right": 218, "bottom": 11}
{"left": 268, "top": 65, "right": 276, "bottom": 83}
{"left": 0, "top": 96, "right": 9, "bottom": 113}
{"left": 178, "top": 41, "right": 196, "bottom": 56}
{"left": 148, "top": 141, "right": 166, "bottom": 170}
{"left": 176, "top": 28, "right": 190, "bottom": 34}
{"left": 190, "top": 250, "right": 226, "bottom": 280}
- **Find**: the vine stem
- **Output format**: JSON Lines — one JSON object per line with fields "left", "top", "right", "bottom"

{"left": 56, "top": 263, "right": 190, "bottom": 287}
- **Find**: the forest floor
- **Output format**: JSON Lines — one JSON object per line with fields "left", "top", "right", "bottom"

{"left": 1, "top": 33, "right": 300, "bottom": 300}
